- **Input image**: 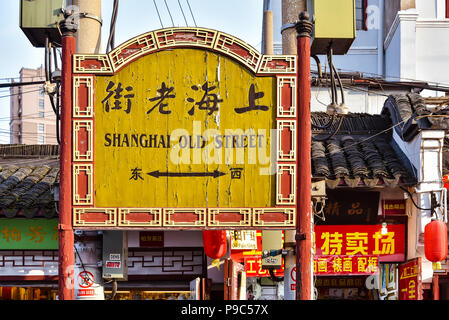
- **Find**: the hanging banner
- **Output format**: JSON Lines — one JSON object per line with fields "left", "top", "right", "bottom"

{"left": 0, "top": 219, "right": 58, "bottom": 250}
{"left": 315, "top": 224, "right": 406, "bottom": 263}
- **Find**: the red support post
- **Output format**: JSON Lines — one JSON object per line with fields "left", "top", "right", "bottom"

{"left": 58, "top": 23, "right": 76, "bottom": 300}
{"left": 295, "top": 12, "right": 313, "bottom": 300}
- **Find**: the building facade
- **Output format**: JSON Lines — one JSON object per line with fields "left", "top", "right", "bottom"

{"left": 9, "top": 66, "right": 57, "bottom": 145}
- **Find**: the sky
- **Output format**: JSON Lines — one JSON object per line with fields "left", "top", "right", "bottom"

{"left": 0, "top": 0, "right": 264, "bottom": 143}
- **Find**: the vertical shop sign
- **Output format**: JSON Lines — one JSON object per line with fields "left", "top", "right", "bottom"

{"left": 398, "top": 258, "right": 423, "bottom": 300}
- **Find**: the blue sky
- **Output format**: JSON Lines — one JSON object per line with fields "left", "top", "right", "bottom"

{"left": 0, "top": 0, "right": 263, "bottom": 143}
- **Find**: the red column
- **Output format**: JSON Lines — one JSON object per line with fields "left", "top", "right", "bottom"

{"left": 58, "top": 27, "right": 76, "bottom": 300}
{"left": 295, "top": 12, "right": 313, "bottom": 300}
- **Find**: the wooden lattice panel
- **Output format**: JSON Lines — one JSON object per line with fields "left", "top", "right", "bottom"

{"left": 109, "top": 32, "right": 157, "bottom": 72}
{"left": 277, "top": 76, "right": 297, "bottom": 118}
{"left": 73, "top": 76, "right": 94, "bottom": 117}
{"left": 208, "top": 208, "right": 252, "bottom": 227}
{"left": 73, "top": 54, "right": 113, "bottom": 74}
{"left": 72, "top": 164, "right": 93, "bottom": 205}
{"left": 73, "top": 208, "right": 116, "bottom": 227}
{"left": 154, "top": 27, "right": 217, "bottom": 49}
{"left": 277, "top": 120, "right": 296, "bottom": 161}
{"left": 163, "top": 208, "right": 207, "bottom": 227}
{"left": 276, "top": 164, "right": 296, "bottom": 205}
{"left": 253, "top": 208, "right": 296, "bottom": 227}
{"left": 73, "top": 120, "right": 93, "bottom": 162}
{"left": 258, "top": 55, "right": 296, "bottom": 74}
{"left": 118, "top": 208, "right": 162, "bottom": 227}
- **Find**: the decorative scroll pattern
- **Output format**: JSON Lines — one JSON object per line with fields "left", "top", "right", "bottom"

{"left": 277, "top": 120, "right": 296, "bottom": 161}
{"left": 109, "top": 32, "right": 157, "bottom": 72}
{"left": 73, "top": 120, "right": 93, "bottom": 162}
{"left": 208, "top": 208, "right": 252, "bottom": 227}
{"left": 253, "top": 208, "right": 296, "bottom": 227}
{"left": 163, "top": 208, "right": 207, "bottom": 227}
{"left": 155, "top": 28, "right": 217, "bottom": 49}
{"left": 258, "top": 55, "right": 296, "bottom": 74}
{"left": 74, "top": 28, "right": 296, "bottom": 75}
{"left": 0, "top": 251, "right": 58, "bottom": 268}
{"left": 277, "top": 76, "right": 297, "bottom": 118}
{"left": 73, "top": 76, "right": 94, "bottom": 117}
{"left": 118, "top": 208, "right": 162, "bottom": 227}
{"left": 73, "top": 54, "right": 113, "bottom": 74}
{"left": 127, "top": 248, "right": 204, "bottom": 276}
{"left": 73, "top": 208, "right": 117, "bottom": 227}
{"left": 276, "top": 164, "right": 296, "bottom": 205}
{"left": 72, "top": 164, "right": 93, "bottom": 205}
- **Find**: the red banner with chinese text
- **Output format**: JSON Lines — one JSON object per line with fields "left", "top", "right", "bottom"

{"left": 314, "top": 255, "right": 379, "bottom": 275}
{"left": 315, "top": 224, "right": 406, "bottom": 263}
{"left": 398, "top": 258, "right": 422, "bottom": 300}
{"left": 244, "top": 256, "right": 284, "bottom": 278}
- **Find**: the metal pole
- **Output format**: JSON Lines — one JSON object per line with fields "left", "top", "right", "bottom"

{"left": 295, "top": 11, "right": 313, "bottom": 300}
{"left": 58, "top": 15, "right": 77, "bottom": 300}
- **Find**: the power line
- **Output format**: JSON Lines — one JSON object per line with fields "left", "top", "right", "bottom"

{"left": 153, "top": 0, "right": 164, "bottom": 28}
{"left": 164, "top": 0, "right": 175, "bottom": 27}
{"left": 0, "top": 88, "right": 42, "bottom": 99}
{"left": 186, "top": 0, "right": 197, "bottom": 27}
{"left": 178, "top": 0, "right": 188, "bottom": 26}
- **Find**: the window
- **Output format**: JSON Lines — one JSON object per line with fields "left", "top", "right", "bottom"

{"left": 39, "top": 87, "right": 45, "bottom": 97}
{"left": 38, "top": 135, "right": 45, "bottom": 145}
{"left": 39, "top": 99, "right": 45, "bottom": 110}
{"left": 355, "top": 0, "right": 368, "bottom": 30}
{"left": 39, "top": 111, "right": 45, "bottom": 118}
{"left": 38, "top": 123, "right": 45, "bottom": 133}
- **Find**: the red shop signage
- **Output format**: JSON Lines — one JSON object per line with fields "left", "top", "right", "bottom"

{"left": 398, "top": 258, "right": 422, "bottom": 300}
{"left": 314, "top": 255, "right": 379, "bottom": 276}
{"left": 244, "top": 256, "right": 284, "bottom": 278}
{"left": 315, "top": 224, "right": 406, "bottom": 263}
{"left": 382, "top": 199, "right": 406, "bottom": 215}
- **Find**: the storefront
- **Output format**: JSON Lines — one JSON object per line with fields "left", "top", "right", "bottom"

{"left": 313, "top": 189, "right": 409, "bottom": 300}
{"left": 0, "top": 218, "right": 59, "bottom": 300}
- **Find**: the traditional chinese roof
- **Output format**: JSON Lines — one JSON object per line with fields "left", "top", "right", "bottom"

{"left": 0, "top": 145, "right": 59, "bottom": 218}
{"left": 382, "top": 93, "right": 449, "bottom": 142}
{"left": 311, "top": 112, "right": 417, "bottom": 188}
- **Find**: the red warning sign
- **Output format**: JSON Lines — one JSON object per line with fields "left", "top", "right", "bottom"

{"left": 78, "top": 271, "right": 95, "bottom": 288}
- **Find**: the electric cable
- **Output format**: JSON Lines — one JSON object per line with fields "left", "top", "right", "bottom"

{"left": 164, "top": 0, "right": 175, "bottom": 27}
{"left": 186, "top": 0, "right": 197, "bottom": 27}
{"left": 178, "top": 0, "right": 188, "bottom": 26}
{"left": 106, "top": 0, "right": 119, "bottom": 52}
{"left": 153, "top": 0, "right": 164, "bottom": 28}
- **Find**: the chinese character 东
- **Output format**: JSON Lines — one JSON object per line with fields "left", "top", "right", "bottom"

{"left": 102, "top": 81, "right": 134, "bottom": 113}
{"left": 147, "top": 82, "right": 175, "bottom": 115}
{"left": 130, "top": 167, "right": 144, "bottom": 181}
{"left": 187, "top": 82, "right": 223, "bottom": 116}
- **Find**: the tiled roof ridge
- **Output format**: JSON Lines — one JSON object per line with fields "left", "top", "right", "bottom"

{"left": 0, "top": 144, "right": 59, "bottom": 157}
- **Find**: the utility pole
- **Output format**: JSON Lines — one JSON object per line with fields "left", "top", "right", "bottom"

{"left": 58, "top": 11, "right": 77, "bottom": 301}
{"left": 281, "top": 0, "right": 307, "bottom": 301}
{"left": 295, "top": 11, "right": 313, "bottom": 300}
{"left": 72, "top": 0, "right": 102, "bottom": 53}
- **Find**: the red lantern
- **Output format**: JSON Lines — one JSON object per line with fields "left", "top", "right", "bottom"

{"left": 444, "top": 174, "right": 449, "bottom": 190}
{"left": 202, "top": 230, "right": 227, "bottom": 259}
{"left": 424, "top": 219, "right": 448, "bottom": 262}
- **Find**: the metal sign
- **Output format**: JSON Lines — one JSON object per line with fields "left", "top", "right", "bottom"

{"left": 71, "top": 27, "right": 298, "bottom": 230}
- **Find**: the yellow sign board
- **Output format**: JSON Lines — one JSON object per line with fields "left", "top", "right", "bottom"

{"left": 94, "top": 48, "right": 276, "bottom": 208}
